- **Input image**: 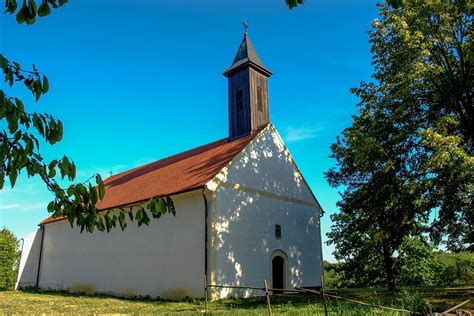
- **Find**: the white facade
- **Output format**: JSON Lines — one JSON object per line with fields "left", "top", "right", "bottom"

{"left": 17, "top": 125, "right": 323, "bottom": 300}
{"left": 206, "top": 125, "right": 322, "bottom": 298}
{"left": 19, "top": 191, "right": 205, "bottom": 299}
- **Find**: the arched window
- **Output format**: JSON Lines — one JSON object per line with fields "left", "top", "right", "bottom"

{"left": 270, "top": 250, "right": 288, "bottom": 294}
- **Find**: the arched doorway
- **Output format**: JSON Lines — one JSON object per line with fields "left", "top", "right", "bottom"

{"left": 270, "top": 250, "right": 287, "bottom": 294}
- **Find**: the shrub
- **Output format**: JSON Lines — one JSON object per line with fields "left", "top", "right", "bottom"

{"left": 323, "top": 261, "right": 343, "bottom": 289}
{"left": 435, "top": 251, "right": 474, "bottom": 285}
{"left": 397, "top": 236, "right": 439, "bottom": 286}
{"left": 400, "top": 288, "right": 432, "bottom": 315}
{"left": 0, "top": 228, "right": 20, "bottom": 290}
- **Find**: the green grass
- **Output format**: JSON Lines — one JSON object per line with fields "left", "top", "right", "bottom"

{"left": 0, "top": 286, "right": 472, "bottom": 315}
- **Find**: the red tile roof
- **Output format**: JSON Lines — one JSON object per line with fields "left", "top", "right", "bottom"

{"left": 40, "top": 129, "right": 263, "bottom": 225}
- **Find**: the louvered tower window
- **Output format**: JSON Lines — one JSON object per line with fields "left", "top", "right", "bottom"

{"left": 236, "top": 88, "right": 243, "bottom": 112}
{"left": 257, "top": 86, "right": 263, "bottom": 111}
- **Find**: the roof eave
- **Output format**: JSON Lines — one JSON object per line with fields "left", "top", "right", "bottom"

{"left": 223, "top": 60, "right": 272, "bottom": 77}
{"left": 40, "top": 185, "right": 207, "bottom": 226}
{"left": 205, "top": 124, "right": 272, "bottom": 191}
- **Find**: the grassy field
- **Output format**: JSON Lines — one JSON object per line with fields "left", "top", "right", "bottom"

{"left": 0, "top": 287, "right": 472, "bottom": 315}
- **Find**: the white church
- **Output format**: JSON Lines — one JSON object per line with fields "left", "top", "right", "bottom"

{"left": 17, "top": 31, "right": 324, "bottom": 300}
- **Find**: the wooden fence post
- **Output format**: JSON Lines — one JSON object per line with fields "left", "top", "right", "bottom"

{"left": 264, "top": 280, "right": 273, "bottom": 316}
{"left": 320, "top": 275, "right": 328, "bottom": 316}
{"left": 442, "top": 299, "right": 471, "bottom": 314}
{"left": 204, "top": 274, "right": 208, "bottom": 314}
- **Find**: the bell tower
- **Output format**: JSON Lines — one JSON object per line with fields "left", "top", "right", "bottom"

{"left": 223, "top": 24, "right": 272, "bottom": 141}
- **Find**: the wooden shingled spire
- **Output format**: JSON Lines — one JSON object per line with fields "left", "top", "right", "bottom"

{"left": 224, "top": 24, "right": 272, "bottom": 141}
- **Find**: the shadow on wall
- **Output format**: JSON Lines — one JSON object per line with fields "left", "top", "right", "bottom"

{"left": 16, "top": 229, "right": 43, "bottom": 288}
{"left": 203, "top": 130, "right": 322, "bottom": 297}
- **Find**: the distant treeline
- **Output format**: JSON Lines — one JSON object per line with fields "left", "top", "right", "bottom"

{"left": 324, "top": 251, "right": 474, "bottom": 289}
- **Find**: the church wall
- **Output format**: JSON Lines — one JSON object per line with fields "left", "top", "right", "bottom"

{"left": 209, "top": 126, "right": 323, "bottom": 298}
{"left": 37, "top": 190, "right": 205, "bottom": 299}
{"left": 16, "top": 229, "right": 43, "bottom": 289}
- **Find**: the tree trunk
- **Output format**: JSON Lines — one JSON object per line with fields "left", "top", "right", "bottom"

{"left": 382, "top": 240, "right": 396, "bottom": 290}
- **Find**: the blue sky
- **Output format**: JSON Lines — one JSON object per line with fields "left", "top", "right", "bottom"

{"left": 0, "top": 0, "right": 379, "bottom": 262}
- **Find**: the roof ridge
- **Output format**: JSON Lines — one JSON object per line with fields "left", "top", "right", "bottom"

{"left": 106, "top": 136, "right": 229, "bottom": 183}
{"left": 40, "top": 128, "right": 268, "bottom": 225}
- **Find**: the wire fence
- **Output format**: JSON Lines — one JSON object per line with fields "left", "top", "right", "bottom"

{"left": 203, "top": 275, "right": 418, "bottom": 316}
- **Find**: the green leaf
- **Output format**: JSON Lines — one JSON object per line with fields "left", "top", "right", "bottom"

{"left": 89, "top": 183, "right": 97, "bottom": 205}
{"left": 157, "top": 198, "right": 166, "bottom": 213}
{"left": 0, "top": 90, "right": 5, "bottom": 107}
{"left": 142, "top": 208, "right": 150, "bottom": 225}
{"left": 8, "top": 170, "right": 18, "bottom": 188}
{"left": 285, "top": 0, "right": 304, "bottom": 9}
{"left": 0, "top": 171, "right": 5, "bottom": 190}
{"left": 104, "top": 213, "right": 112, "bottom": 232}
{"left": 47, "top": 201, "right": 55, "bottom": 212}
{"left": 66, "top": 185, "right": 74, "bottom": 197}
{"left": 7, "top": 67, "right": 14, "bottom": 86}
{"left": 37, "top": 1, "right": 51, "bottom": 17}
{"left": 96, "top": 216, "right": 105, "bottom": 232}
{"left": 69, "top": 160, "right": 76, "bottom": 180}
{"left": 26, "top": 0, "right": 38, "bottom": 25}
{"left": 119, "top": 212, "right": 127, "bottom": 231}
{"left": 16, "top": 5, "right": 27, "bottom": 23}
{"left": 42, "top": 75, "right": 49, "bottom": 93}
{"left": 166, "top": 196, "right": 175, "bottom": 215}
{"left": 56, "top": 120, "right": 63, "bottom": 140}
{"left": 111, "top": 214, "right": 118, "bottom": 227}
{"left": 5, "top": 0, "right": 18, "bottom": 14}
{"left": 14, "top": 98, "right": 24, "bottom": 111}
{"left": 48, "top": 159, "right": 58, "bottom": 178}
{"left": 96, "top": 174, "right": 105, "bottom": 200}
{"left": 149, "top": 198, "right": 157, "bottom": 216}
{"left": 135, "top": 207, "right": 143, "bottom": 226}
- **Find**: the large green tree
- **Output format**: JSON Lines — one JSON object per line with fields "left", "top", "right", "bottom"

{"left": 327, "top": 0, "right": 473, "bottom": 289}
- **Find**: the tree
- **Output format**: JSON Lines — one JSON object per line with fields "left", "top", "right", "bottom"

{"left": 327, "top": 0, "right": 473, "bottom": 289}
{"left": 368, "top": 0, "right": 473, "bottom": 250}
{"left": 0, "top": 228, "right": 20, "bottom": 290}
{"left": 286, "top": 0, "right": 304, "bottom": 9}
{"left": 326, "top": 97, "right": 429, "bottom": 289}
{"left": 1, "top": 0, "right": 174, "bottom": 233}
{"left": 397, "top": 236, "right": 439, "bottom": 286}
{"left": 435, "top": 251, "right": 474, "bottom": 285}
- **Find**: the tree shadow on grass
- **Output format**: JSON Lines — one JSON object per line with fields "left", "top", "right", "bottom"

{"left": 217, "top": 293, "right": 323, "bottom": 310}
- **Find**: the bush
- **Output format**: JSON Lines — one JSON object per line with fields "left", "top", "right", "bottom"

{"left": 323, "top": 261, "right": 343, "bottom": 289}
{"left": 0, "top": 228, "right": 20, "bottom": 290}
{"left": 326, "top": 235, "right": 474, "bottom": 288}
{"left": 434, "top": 251, "right": 474, "bottom": 285}
{"left": 397, "top": 236, "right": 439, "bottom": 286}
{"left": 400, "top": 288, "right": 432, "bottom": 315}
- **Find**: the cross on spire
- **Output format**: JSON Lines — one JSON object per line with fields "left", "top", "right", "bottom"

{"left": 242, "top": 20, "right": 249, "bottom": 34}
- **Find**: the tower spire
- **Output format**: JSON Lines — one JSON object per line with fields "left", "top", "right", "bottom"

{"left": 223, "top": 30, "right": 272, "bottom": 77}
{"left": 224, "top": 27, "right": 272, "bottom": 141}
